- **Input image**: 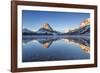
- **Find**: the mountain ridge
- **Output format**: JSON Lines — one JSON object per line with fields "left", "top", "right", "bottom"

{"left": 23, "top": 22, "right": 90, "bottom": 35}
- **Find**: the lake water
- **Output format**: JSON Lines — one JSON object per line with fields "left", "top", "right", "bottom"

{"left": 22, "top": 35, "right": 90, "bottom": 62}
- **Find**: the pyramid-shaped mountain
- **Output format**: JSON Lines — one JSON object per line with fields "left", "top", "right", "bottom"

{"left": 41, "top": 23, "right": 53, "bottom": 31}
{"left": 37, "top": 23, "right": 60, "bottom": 35}
{"left": 22, "top": 23, "right": 60, "bottom": 35}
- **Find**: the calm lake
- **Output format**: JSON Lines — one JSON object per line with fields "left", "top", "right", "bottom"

{"left": 22, "top": 35, "right": 90, "bottom": 62}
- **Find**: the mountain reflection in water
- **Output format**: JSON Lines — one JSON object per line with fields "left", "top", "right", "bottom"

{"left": 22, "top": 35, "right": 90, "bottom": 62}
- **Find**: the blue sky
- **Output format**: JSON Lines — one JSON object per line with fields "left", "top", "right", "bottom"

{"left": 22, "top": 10, "right": 90, "bottom": 32}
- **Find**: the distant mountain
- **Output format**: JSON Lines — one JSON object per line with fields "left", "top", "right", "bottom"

{"left": 23, "top": 19, "right": 90, "bottom": 36}
{"left": 80, "top": 18, "right": 90, "bottom": 28}
{"left": 22, "top": 28, "right": 34, "bottom": 33}
{"left": 22, "top": 23, "right": 60, "bottom": 35}
{"left": 41, "top": 23, "right": 53, "bottom": 31}
{"left": 66, "top": 25, "right": 90, "bottom": 35}
{"left": 65, "top": 18, "right": 90, "bottom": 35}
{"left": 22, "top": 28, "right": 36, "bottom": 35}
{"left": 37, "top": 23, "right": 60, "bottom": 35}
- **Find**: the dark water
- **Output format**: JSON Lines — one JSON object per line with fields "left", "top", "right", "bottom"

{"left": 22, "top": 35, "right": 90, "bottom": 62}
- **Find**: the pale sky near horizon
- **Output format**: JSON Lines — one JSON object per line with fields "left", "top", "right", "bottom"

{"left": 22, "top": 10, "right": 90, "bottom": 32}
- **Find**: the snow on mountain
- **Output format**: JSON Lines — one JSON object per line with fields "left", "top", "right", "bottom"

{"left": 22, "top": 28, "right": 34, "bottom": 33}
{"left": 66, "top": 25, "right": 90, "bottom": 35}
